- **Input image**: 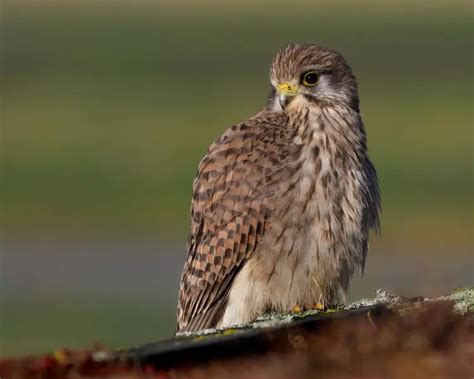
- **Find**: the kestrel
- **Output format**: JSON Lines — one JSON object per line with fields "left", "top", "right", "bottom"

{"left": 177, "top": 44, "right": 381, "bottom": 333}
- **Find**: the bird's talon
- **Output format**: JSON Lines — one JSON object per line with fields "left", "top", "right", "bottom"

{"left": 314, "top": 303, "right": 325, "bottom": 311}
{"left": 291, "top": 305, "right": 302, "bottom": 313}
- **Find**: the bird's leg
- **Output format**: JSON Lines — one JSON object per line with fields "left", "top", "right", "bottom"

{"left": 310, "top": 276, "right": 326, "bottom": 311}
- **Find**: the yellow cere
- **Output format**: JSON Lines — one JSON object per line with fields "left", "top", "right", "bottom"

{"left": 277, "top": 83, "right": 298, "bottom": 95}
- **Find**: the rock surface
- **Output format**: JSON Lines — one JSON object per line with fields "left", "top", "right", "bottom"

{"left": 1, "top": 288, "right": 473, "bottom": 379}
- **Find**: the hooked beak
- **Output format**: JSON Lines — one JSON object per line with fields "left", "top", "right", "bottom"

{"left": 277, "top": 82, "right": 298, "bottom": 108}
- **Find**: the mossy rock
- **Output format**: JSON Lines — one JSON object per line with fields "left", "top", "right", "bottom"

{"left": 447, "top": 287, "right": 474, "bottom": 315}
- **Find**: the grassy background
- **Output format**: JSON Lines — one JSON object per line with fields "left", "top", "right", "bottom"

{"left": 1, "top": 0, "right": 472, "bottom": 355}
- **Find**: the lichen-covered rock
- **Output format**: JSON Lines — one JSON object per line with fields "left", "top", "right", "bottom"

{"left": 2, "top": 288, "right": 472, "bottom": 379}
{"left": 177, "top": 288, "right": 473, "bottom": 338}
{"left": 445, "top": 287, "right": 474, "bottom": 315}
{"left": 345, "top": 289, "right": 409, "bottom": 309}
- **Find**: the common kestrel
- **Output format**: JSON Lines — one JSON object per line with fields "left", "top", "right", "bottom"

{"left": 177, "top": 44, "right": 381, "bottom": 333}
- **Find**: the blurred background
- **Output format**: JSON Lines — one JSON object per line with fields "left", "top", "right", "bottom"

{"left": 1, "top": 0, "right": 472, "bottom": 356}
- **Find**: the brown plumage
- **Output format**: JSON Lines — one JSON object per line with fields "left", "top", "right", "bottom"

{"left": 177, "top": 44, "right": 381, "bottom": 333}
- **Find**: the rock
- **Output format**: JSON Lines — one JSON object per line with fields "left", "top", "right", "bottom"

{"left": 1, "top": 288, "right": 472, "bottom": 379}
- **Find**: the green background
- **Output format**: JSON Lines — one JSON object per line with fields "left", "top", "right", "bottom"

{"left": 1, "top": 0, "right": 472, "bottom": 356}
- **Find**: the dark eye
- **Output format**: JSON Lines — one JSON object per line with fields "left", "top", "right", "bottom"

{"left": 301, "top": 71, "right": 319, "bottom": 86}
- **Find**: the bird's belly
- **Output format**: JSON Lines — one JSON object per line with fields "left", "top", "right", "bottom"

{"left": 261, "top": 147, "right": 365, "bottom": 311}
{"left": 220, "top": 171, "right": 363, "bottom": 328}
{"left": 220, "top": 136, "right": 366, "bottom": 328}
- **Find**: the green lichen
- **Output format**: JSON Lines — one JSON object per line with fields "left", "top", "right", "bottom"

{"left": 178, "top": 288, "right": 473, "bottom": 341}
{"left": 346, "top": 289, "right": 407, "bottom": 310}
{"left": 179, "top": 307, "right": 344, "bottom": 340}
{"left": 250, "top": 306, "right": 343, "bottom": 328}
{"left": 187, "top": 327, "right": 243, "bottom": 341}
{"left": 447, "top": 287, "right": 474, "bottom": 315}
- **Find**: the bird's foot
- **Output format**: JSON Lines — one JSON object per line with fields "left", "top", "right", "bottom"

{"left": 291, "top": 304, "right": 303, "bottom": 313}
{"left": 312, "top": 302, "right": 326, "bottom": 311}
{"left": 291, "top": 303, "right": 326, "bottom": 313}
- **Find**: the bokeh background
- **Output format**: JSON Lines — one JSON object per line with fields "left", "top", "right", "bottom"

{"left": 1, "top": 0, "right": 472, "bottom": 356}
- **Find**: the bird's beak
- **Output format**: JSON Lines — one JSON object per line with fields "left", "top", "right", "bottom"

{"left": 277, "top": 82, "right": 298, "bottom": 108}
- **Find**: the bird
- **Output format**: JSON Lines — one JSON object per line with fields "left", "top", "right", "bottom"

{"left": 176, "top": 43, "right": 380, "bottom": 333}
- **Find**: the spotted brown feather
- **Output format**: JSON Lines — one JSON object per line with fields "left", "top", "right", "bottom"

{"left": 177, "top": 111, "right": 299, "bottom": 332}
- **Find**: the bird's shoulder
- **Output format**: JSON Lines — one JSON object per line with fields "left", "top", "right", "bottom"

{"left": 190, "top": 108, "right": 289, "bottom": 236}
{"left": 194, "top": 109, "right": 290, "bottom": 186}
{"left": 207, "top": 109, "right": 288, "bottom": 155}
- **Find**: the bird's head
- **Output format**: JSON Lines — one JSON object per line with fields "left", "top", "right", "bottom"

{"left": 268, "top": 44, "right": 359, "bottom": 112}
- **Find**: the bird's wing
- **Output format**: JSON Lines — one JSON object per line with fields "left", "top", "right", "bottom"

{"left": 362, "top": 157, "right": 381, "bottom": 232}
{"left": 359, "top": 156, "right": 381, "bottom": 272}
{"left": 177, "top": 111, "right": 288, "bottom": 332}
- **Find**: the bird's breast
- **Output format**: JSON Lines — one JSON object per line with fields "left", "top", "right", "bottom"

{"left": 256, "top": 106, "right": 367, "bottom": 309}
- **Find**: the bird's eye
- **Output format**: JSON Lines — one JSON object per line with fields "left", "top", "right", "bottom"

{"left": 301, "top": 71, "right": 319, "bottom": 86}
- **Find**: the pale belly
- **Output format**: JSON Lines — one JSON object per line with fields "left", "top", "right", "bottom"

{"left": 219, "top": 144, "right": 366, "bottom": 329}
